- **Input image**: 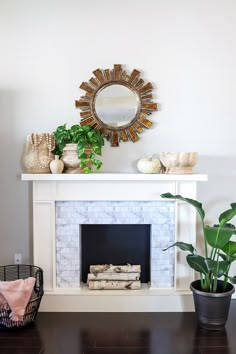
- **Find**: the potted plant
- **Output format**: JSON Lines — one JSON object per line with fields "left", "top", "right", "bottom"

{"left": 161, "top": 192, "right": 236, "bottom": 330}
{"left": 53, "top": 124, "right": 104, "bottom": 173}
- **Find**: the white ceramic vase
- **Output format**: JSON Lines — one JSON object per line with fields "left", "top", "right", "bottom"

{"left": 49, "top": 155, "right": 64, "bottom": 174}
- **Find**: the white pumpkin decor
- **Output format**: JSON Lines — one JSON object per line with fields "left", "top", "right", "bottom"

{"left": 137, "top": 157, "right": 161, "bottom": 174}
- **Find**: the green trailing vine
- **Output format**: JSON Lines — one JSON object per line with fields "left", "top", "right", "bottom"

{"left": 52, "top": 124, "right": 104, "bottom": 173}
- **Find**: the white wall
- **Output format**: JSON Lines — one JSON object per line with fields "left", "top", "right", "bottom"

{"left": 1, "top": 0, "right": 236, "bottom": 265}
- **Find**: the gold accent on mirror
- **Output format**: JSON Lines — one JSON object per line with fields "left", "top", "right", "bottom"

{"left": 75, "top": 64, "right": 157, "bottom": 146}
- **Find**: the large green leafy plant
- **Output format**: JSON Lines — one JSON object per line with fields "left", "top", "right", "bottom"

{"left": 161, "top": 193, "right": 236, "bottom": 293}
{"left": 53, "top": 124, "right": 104, "bottom": 173}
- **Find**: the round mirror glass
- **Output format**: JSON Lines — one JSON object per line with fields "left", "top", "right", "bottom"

{"left": 94, "top": 84, "right": 139, "bottom": 127}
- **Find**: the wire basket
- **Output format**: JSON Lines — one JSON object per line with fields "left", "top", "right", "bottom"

{"left": 0, "top": 264, "right": 44, "bottom": 328}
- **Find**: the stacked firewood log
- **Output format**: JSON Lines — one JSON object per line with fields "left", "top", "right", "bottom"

{"left": 87, "top": 264, "right": 141, "bottom": 290}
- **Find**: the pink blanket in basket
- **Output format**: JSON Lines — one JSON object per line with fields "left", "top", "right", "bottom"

{"left": 0, "top": 277, "right": 36, "bottom": 321}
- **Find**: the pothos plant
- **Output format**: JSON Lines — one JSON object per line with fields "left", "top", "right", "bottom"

{"left": 52, "top": 124, "right": 104, "bottom": 173}
{"left": 161, "top": 193, "right": 236, "bottom": 293}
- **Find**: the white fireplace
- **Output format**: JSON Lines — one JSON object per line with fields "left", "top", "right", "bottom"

{"left": 22, "top": 173, "right": 207, "bottom": 312}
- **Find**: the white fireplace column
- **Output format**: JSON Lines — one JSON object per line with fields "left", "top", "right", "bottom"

{"left": 22, "top": 173, "right": 207, "bottom": 312}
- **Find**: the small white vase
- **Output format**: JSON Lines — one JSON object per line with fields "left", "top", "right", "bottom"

{"left": 49, "top": 155, "right": 64, "bottom": 174}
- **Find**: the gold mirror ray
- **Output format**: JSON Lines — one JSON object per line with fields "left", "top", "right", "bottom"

{"left": 75, "top": 64, "right": 157, "bottom": 146}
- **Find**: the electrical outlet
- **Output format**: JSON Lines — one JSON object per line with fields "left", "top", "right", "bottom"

{"left": 14, "top": 254, "right": 22, "bottom": 264}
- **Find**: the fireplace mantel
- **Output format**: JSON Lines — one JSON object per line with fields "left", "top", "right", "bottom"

{"left": 22, "top": 173, "right": 207, "bottom": 312}
{"left": 22, "top": 173, "right": 207, "bottom": 181}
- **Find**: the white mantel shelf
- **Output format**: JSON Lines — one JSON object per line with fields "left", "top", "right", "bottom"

{"left": 21, "top": 173, "right": 208, "bottom": 181}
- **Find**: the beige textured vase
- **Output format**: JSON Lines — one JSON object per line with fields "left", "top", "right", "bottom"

{"left": 49, "top": 155, "right": 64, "bottom": 174}
{"left": 22, "top": 133, "right": 55, "bottom": 173}
{"left": 61, "top": 144, "right": 92, "bottom": 173}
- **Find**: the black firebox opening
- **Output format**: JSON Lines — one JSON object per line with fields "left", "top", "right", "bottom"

{"left": 81, "top": 224, "right": 150, "bottom": 283}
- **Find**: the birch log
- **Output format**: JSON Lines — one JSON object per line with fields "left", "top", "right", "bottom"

{"left": 89, "top": 264, "right": 141, "bottom": 273}
{"left": 87, "top": 272, "right": 140, "bottom": 281}
{"left": 88, "top": 280, "right": 141, "bottom": 290}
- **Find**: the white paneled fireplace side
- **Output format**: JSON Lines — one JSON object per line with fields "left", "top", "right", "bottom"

{"left": 55, "top": 200, "right": 175, "bottom": 289}
{"left": 22, "top": 173, "right": 208, "bottom": 312}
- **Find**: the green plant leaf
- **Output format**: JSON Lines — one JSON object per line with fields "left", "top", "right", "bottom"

{"left": 161, "top": 193, "right": 205, "bottom": 222}
{"left": 78, "top": 139, "right": 87, "bottom": 146}
{"left": 93, "top": 159, "right": 102, "bottom": 170}
{"left": 52, "top": 147, "right": 62, "bottom": 157}
{"left": 87, "top": 131, "right": 95, "bottom": 140}
{"left": 218, "top": 251, "right": 236, "bottom": 263}
{"left": 205, "top": 259, "right": 230, "bottom": 277}
{"left": 163, "top": 242, "right": 195, "bottom": 253}
{"left": 78, "top": 152, "right": 88, "bottom": 159}
{"left": 221, "top": 241, "right": 236, "bottom": 256}
{"left": 205, "top": 225, "right": 235, "bottom": 249}
{"left": 226, "top": 275, "right": 236, "bottom": 284}
{"left": 231, "top": 203, "right": 236, "bottom": 210}
{"left": 79, "top": 159, "right": 89, "bottom": 167}
{"left": 82, "top": 125, "right": 91, "bottom": 133}
{"left": 219, "top": 208, "right": 236, "bottom": 226}
{"left": 77, "top": 143, "right": 86, "bottom": 152}
{"left": 214, "top": 223, "right": 236, "bottom": 229}
{"left": 93, "top": 145, "right": 102, "bottom": 155}
{"left": 83, "top": 167, "right": 92, "bottom": 174}
{"left": 52, "top": 123, "right": 72, "bottom": 156}
{"left": 218, "top": 252, "right": 227, "bottom": 261}
{"left": 186, "top": 254, "right": 208, "bottom": 274}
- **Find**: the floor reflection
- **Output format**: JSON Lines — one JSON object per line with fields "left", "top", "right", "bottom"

{"left": 1, "top": 310, "right": 236, "bottom": 354}
{"left": 0, "top": 323, "right": 44, "bottom": 354}
{"left": 80, "top": 328, "right": 151, "bottom": 353}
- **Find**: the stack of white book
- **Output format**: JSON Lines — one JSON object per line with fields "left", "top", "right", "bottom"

{"left": 87, "top": 264, "right": 141, "bottom": 290}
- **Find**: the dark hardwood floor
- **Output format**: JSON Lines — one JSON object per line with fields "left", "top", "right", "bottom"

{"left": 1, "top": 301, "right": 236, "bottom": 354}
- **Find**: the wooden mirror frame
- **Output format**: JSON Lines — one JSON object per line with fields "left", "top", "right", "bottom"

{"left": 75, "top": 64, "right": 157, "bottom": 146}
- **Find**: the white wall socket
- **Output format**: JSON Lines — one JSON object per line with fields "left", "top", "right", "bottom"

{"left": 14, "top": 254, "right": 22, "bottom": 264}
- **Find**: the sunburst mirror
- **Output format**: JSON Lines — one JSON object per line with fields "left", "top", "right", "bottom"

{"left": 75, "top": 64, "right": 157, "bottom": 146}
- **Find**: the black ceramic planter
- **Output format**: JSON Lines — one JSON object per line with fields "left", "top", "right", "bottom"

{"left": 190, "top": 280, "right": 235, "bottom": 330}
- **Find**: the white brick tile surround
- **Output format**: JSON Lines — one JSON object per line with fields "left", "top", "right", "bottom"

{"left": 56, "top": 200, "right": 175, "bottom": 289}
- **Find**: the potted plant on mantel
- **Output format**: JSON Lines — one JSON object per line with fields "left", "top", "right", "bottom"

{"left": 161, "top": 192, "right": 236, "bottom": 330}
{"left": 53, "top": 124, "right": 104, "bottom": 173}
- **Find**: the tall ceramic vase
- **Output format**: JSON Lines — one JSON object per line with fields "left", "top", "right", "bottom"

{"left": 22, "top": 133, "right": 55, "bottom": 173}
{"left": 49, "top": 155, "right": 64, "bottom": 174}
